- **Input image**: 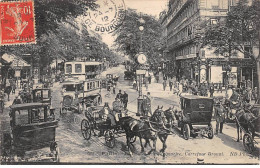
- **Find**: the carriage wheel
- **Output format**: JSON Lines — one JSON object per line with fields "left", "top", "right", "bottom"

{"left": 105, "top": 130, "right": 115, "bottom": 148}
{"left": 183, "top": 124, "right": 190, "bottom": 140}
{"left": 130, "top": 136, "right": 136, "bottom": 144}
{"left": 81, "top": 119, "right": 91, "bottom": 140}
{"left": 207, "top": 124, "right": 214, "bottom": 139}
{"left": 243, "top": 133, "right": 254, "bottom": 154}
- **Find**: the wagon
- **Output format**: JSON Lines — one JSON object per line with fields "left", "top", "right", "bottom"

{"left": 176, "top": 95, "right": 214, "bottom": 140}
{"left": 80, "top": 103, "right": 135, "bottom": 148}
{"left": 2, "top": 103, "right": 59, "bottom": 162}
{"left": 60, "top": 81, "right": 84, "bottom": 114}
{"left": 124, "top": 71, "right": 135, "bottom": 80}
{"left": 32, "top": 88, "right": 51, "bottom": 104}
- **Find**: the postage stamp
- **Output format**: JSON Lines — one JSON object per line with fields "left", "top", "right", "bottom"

{"left": 0, "top": 0, "right": 36, "bottom": 45}
{"left": 85, "top": 0, "right": 126, "bottom": 34}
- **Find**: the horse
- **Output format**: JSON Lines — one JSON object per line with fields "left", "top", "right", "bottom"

{"left": 4, "top": 86, "right": 12, "bottom": 101}
{"left": 119, "top": 116, "right": 158, "bottom": 157}
{"left": 163, "top": 106, "right": 175, "bottom": 128}
{"left": 119, "top": 106, "right": 169, "bottom": 157}
{"left": 231, "top": 106, "right": 259, "bottom": 142}
{"left": 151, "top": 106, "right": 170, "bottom": 157}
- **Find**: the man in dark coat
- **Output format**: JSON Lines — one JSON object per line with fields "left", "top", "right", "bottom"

{"left": 209, "top": 83, "right": 215, "bottom": 97}
{"left": 214, "top": 99, "right": 226, "bottom": 134}
{"left": 122, "top": 91, "right": 128, "bottom": 110}
{"left": 142, "top": 92, "right": 152, "bottom": 117}
{"left": 116, "top": 90, "right": 123, "bottom": 102}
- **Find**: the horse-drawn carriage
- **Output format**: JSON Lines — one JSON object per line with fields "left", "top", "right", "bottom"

{"left": 2, "top": 103, "right": 59, "bottom": 162}
{"left": 124, "top": 71, "right": 135, "bottom": 80}
{"left": 232, "top": 104, "right": 260, "bottom": 154}
{"left": 32, "top": 88, "right": 51, "bottom": 104}
{"left": 80, "top": 102, "right": 130, "bottom": 148}
{"left": 175, "top": 95, "right": 214, "bottom": 140}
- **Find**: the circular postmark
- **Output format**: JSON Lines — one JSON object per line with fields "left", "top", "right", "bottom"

{"left": 85, "top": 0, "right": 126, "bottom": 34}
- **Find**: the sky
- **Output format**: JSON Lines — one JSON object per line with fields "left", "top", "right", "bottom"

{"left": 101, "top": 0, "right": 168, "bottom": 48}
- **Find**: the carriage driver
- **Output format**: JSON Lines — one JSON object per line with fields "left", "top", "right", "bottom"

{"left": 112, "top": 97, "right": 124, "bottom": 121}
{"left": 98, "top": 102, "right": 117, "bottom": 136}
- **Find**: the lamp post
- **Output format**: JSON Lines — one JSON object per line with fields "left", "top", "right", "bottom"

{"left": 136, "top": 15, "right": 147, "bottom": 117}
{"left": 224, "top": 54, "right": 230, "bottom": 98}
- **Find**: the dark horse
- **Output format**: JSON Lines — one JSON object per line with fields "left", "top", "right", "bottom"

{"left": 163, "top": 106, "right": 175, "bottom": 128}
{"left": 151, "top": 106, "right": 170, "bottom": 157}
{"left": 119, "top": 106, "right": 169, "bottom": 157}
{"left": 232, "top": 105, "right": 259, "bottom": 142}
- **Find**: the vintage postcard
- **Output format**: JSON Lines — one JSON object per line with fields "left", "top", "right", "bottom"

{"left": 0, "top": 0, "right": 259, "bottom": 165}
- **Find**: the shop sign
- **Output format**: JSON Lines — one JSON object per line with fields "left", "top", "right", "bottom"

{"left": 15, "top": 70, "right": 21, "bottom": 77}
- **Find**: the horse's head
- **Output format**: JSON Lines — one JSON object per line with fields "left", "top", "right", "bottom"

{"left": 151, "top": 106, "right": 166, "bottom": 125}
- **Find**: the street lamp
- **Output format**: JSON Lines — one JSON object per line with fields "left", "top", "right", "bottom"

{"left": 136, "top": 16, "right": 147, "bottom": 117}
{"left": 224, "top": 53, "right": 231, "bottom": 97}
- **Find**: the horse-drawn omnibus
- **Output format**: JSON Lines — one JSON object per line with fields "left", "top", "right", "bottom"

{"left": 60, "top": 61, "right": 103, "bottom": 114}
{"left": 64, "top": 61, "right": 102, "bottom": 81}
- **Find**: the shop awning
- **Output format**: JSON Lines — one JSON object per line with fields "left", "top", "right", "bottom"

{"left": 2, "top": 53, "right": 30, "bottom": 68}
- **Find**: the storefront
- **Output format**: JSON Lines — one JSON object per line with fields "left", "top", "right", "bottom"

{"left": 175, "top": 57, "right": 256, "bottom": 88}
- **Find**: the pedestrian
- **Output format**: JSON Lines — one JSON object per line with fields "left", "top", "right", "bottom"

{"left": 145, "top": 78, "right": 148, "bottom": 91}
{"left": 116, "top": 90, "right": 123, "bottom": 102}
{"left": 122, "top": 91, "right": 128, "bottom": 110}
{"left": 143, "top": 92, "right": 152, "bottom": 117}
{"left": 193, "top": 85, "right": 198, "bottom": 95}
{"left": 169, "top": 80, "right": 173, "bottom": 91}
{"left": 209, "top": 83, "right": 215, "bottom": 97}
{"left": 163, "top": 80, "right": 167, "bottom": 91}
{"left": 155, "top": 74, "right": 159, "bottom": 83}
{"left": 112, "top": 83, "right": 116, "bottom": 94}
{"left": 200, "top": 82, "right": 207, "bottom": 96}
{"left": 148, "top": 74, "right": 151, "bottom": 84}
{"left": 247, "top": 87, "right": 252, "bottom": 103}
{"left": 214, "top": 99, "right": 226, "bottom": 135}
{"left": 11, "top": 79, "right": 16, "bottom": 94}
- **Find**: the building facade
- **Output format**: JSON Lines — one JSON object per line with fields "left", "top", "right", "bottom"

{"left": 165, "top": 0, "right": 257, "bottom": 88}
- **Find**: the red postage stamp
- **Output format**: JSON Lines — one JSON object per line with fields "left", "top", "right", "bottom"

{"left": 0, "top": 1, "right": 36, "bottom": 45}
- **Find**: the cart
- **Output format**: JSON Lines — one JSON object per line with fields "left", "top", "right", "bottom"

{"left": 32, "top": 88, "right": 51, "bottom": 104}
{"left": 80, "top": 104, "right": 134, "bottom": 148}
{"left": 60, "top": 81, "right": 84, "bottom": 114}
{"left": 176, "top": 95, "right": 214, "bottom": 140}
{"left": 2, "top": 103, "right": 59, "bottom": 162}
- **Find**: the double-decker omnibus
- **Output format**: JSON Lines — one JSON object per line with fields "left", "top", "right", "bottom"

{"left": 61, "top": 61, "right": 103, "bottom": 113}
{"left": 64, "top": 61, "right": 102, "bottom": 81}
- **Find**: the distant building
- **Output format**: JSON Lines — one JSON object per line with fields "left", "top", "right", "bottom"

{"left": 164, "top": 0, "right": 257, "bottom": 88}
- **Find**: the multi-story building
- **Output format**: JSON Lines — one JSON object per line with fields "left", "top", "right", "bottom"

{"left": 165, "top": 0, "right": 257, "bottom": 88}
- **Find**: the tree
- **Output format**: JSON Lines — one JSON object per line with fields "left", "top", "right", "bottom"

{"left": 203, "top": 0, "right": 260, "bottom": 103}
{"left": 112, "top": 8, "right": 163, "bottom": 66}
{"left": 1, "top": 0, "right": 97, "bottom": 74}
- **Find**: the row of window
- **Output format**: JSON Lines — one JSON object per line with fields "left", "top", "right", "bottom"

{"left": 168, "top": 0, "right": 198, "bottom": 33}
{"left": 65, "top": 64, "right": 101, "bottom": 74}
{"left": 176, "top": 44, "right": 197, "bottom": 57}
{"left": 86, "top": 81, "right": 101, "bottom": 91}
